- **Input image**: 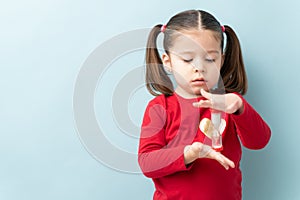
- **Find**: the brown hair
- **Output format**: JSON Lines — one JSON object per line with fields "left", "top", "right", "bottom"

{"left": 145, "top": 10, "right": 248, "bottom": 96}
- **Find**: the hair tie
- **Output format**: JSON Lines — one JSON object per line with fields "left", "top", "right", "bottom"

{"left": 221, "top": 25, "right": 225, "bottom": 32}
{"left": 161, "top": 24, "right": 167, "bottom": 33}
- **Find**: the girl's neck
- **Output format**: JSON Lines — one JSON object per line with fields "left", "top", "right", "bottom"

{"left": 174, "top": 88, "right": 202, "bottom": 99}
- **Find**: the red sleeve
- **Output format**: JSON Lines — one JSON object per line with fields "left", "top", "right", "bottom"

{"left": 138, "top": 96, "right": 192, "bottom": 179}
{"left": 231, "top": 94, "right": 271, "bottom": 149}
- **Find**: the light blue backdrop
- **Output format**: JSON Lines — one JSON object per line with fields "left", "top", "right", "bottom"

{"left": 1, "top": 0, "right": 299, "bottom": 199}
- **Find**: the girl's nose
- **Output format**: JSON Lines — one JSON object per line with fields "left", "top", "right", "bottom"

{"left": 192, "top": 63, "right": 205, "bottom": 73}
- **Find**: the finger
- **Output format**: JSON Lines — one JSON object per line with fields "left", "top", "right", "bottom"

{"left": 216, "top": 155, "right": 233, "bottom": 170}
{"left": 208, "top": 151, "right": 235, "bottom": 170}
{"left": 200, "top": 89, "right": 212, "bottom": 99}
{"left": 218, "top": 154, "right": 235, "bottom": 169}
{"left": 200, "top": 89, "right": 225, "bottom": 111}
{"left": 212, "top": 153, "right": 229, "bottom": 169}
{"left": 223, "top": 156, "right": 235, "bottom": 169}
{"left": 192, "top": 100, "right": 212, "bottom": 108}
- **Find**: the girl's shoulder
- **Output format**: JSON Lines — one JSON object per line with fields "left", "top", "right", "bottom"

{"left": 147, "top": 94, "right": 177, "bottom": 108}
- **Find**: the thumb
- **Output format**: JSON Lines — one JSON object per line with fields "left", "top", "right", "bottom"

{"left": 200, "top": 89, "right": 211, "bottom": 99}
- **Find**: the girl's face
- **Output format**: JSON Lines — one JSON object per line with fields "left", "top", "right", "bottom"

{"left": 162, "top": 29, "right": 223, "bottom": 98}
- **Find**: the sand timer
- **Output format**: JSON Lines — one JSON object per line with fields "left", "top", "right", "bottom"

{"left": 211, "top": 109, "right": 223, "bottom": 151}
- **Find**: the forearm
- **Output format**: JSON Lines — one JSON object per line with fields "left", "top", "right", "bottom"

{"left": 232, "top": 97, "right": 271, "bottom": 149}
{"left": 138, "top": 145, "right": 190, "bottom": 178}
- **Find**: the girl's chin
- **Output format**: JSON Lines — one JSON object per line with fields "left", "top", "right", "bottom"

{"left": 187, "top": 90, "right": 201, "bottom": 98}
{"left": 192, "top": 86, "right": 207, "bottom": 94}
{"left": 193, "top": 91, "right": 201, "bottom": 95}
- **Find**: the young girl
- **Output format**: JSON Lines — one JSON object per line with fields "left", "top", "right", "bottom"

{"left": 138, "top": 9, "right": 271, "bottom": 200}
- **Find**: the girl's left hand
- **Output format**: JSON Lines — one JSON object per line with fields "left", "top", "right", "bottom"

{"left": 192, "top": 89, "right": 244, "bottom": 114}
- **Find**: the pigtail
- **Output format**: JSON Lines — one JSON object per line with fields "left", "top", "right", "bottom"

{"left": 221, "top": 25, "right": 248, "bottom": 95}
{"left": 145, "top": 25, "right": 174, "bottom": 96}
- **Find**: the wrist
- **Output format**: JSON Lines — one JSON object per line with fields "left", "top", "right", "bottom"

{"left": 233, "top": 96, "right": 244, "bottom": 115}
{"left": 183, "top": 145, "right": 196, "bottom": 165}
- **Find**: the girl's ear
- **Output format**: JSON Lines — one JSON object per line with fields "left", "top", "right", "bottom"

{"left": 162, "top": 53, "right": 172, "bottom": 72}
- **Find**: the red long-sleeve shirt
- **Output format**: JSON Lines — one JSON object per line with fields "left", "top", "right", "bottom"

{"left": 138, "top": 93, "right": 271, "bottom": 200}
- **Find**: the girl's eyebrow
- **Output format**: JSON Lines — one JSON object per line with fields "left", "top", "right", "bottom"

{"left": 207, "top": 50, "right": 220, "bottom": 54}
{"left": 176, "top": 50, "right": 220, "bottom": 55}
{"left": 175, "top": 51, "right": 194, "bottom": 55}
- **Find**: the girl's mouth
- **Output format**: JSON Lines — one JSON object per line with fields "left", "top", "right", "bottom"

{"left": 191, "top": 78, "right": 207, "bottom": 85}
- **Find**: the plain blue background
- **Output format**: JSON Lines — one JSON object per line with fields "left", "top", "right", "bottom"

{"left": 1, "top": 0, "right": 299, "bottom": 199}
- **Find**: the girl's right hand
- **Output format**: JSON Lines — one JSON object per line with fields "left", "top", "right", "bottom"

{"left": 193, "top": 89, "right": 244, "bottom": 115}
{"left": 183, "top": 142, "right": 235, "bottom": 170}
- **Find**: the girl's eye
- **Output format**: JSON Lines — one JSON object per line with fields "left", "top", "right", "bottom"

{"left": 183, "top": 58, "right": 193, "bottom": 63}
{"left": 205, "top": 58, "right": 215, "bottom": 63}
